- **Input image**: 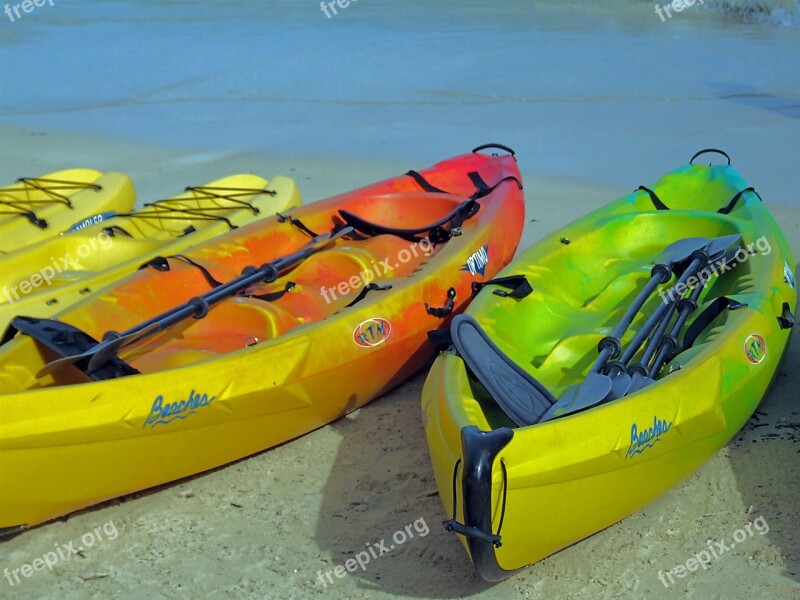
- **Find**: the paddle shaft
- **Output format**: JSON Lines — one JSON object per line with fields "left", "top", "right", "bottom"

{"left": 105, "top": 237, "right": 336, "bottom": 342}
{"left": 634, "top": 295, "right": 680, "bottom": 369}
{"left": 606, "top": 255, "right": 705, "bottom": 376}
{"left": 648, "top": 281, "right": 706, "bottom": 377}
{"left": 590, "top": 271, "right": 667, "bottom": 373}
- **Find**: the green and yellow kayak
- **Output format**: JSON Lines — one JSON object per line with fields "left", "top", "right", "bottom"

{"left": 422, "top": 150, "right": 796, "bottom": 581}
{"left": 0, "top": 169, "right": 135, "bottom": 254}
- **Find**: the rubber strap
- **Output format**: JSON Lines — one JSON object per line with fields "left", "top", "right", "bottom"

{"left": 246, "top": 281, "right": 297, "bottom": 303}
{"left": 276, "top": 213, "right": 319, "bottom": 238}
{"left": 102, "top": 225, "right": 133, "bottom": 238}
{"left": 425, "top": 287, "right": 457, "bottom": 318}
{"left": 682, "top": 296, "right": 747, "bottom": 351}
{"left": 338, "top": 198, "right": 479, "bottom": 243}
{"left": 471, "top": 275, "right": 532, "bottom": 299}
{"left": 638, "top": 186, "right": 669, "bottom": 211}
{"left": 345, "top": 283, "right": 392, "bottom": 308}
{"left": 140, "top": 255, "right": 225, "bottom": 288}
{"left": 405, "top": 170, "right": 448, "bottom": 194}
{"left": 468, "top": 171, "right": 490, "bottom": 197}
{"left": 717, "top": 187, "right": 762, "bottom": 215}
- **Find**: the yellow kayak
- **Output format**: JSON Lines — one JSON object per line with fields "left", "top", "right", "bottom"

{"left": 0, "top": 169, "right": 135, "bottom": 254}
{"left": 0, "top": 174, "right": 300, "bottom": 329}
{"left": 422, "top": 150, "right": 796, "bottom": 580}
{"left": 0, "top": 147, "right": 525, "bottom": 534}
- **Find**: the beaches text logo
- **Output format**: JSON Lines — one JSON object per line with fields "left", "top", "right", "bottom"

{"left": 143, "top": 390, "right": 216, "bottom": 428}
{"left": 462, "top": 245, "right": 489, "bottom": 276}
{"left": 353, "top": 318, "right": 391, "bottom": 348}
{"left": 626, "top": 416, "right": 673, "bottom": 459}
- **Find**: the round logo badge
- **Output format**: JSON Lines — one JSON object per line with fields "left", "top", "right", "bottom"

{"left": 744, "top": 333, "right": 766, "bottom": 365}
{"left": 353, "top": 318, "right": 392, "bottom": 348}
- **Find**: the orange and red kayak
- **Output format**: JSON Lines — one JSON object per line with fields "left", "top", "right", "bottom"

{"left": 0, "top": 145, "right": 525, "bottom": 534}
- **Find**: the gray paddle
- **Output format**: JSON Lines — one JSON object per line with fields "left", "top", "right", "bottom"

{"left": 624, "top": 294, "right": 681, "bottom": 393}
{"left": 540, "top": 233, "right": 741, "bottom": 422}
{"left": 627, "top": 295, "right": 702, "bottom": 395}
{"left": 538, "top": 239, "right": 708, "bottom": 414}
{"left": 37, "top": 227, "right": 354, "bottom": 378}
{"left": 626, "top": 245, "right": 741, "bottom": 395}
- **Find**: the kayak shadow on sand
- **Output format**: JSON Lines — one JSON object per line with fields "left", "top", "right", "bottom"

{"left": 313, "top": 370, "right": 496, "bottom": 597}
{"left": 726, "top": 281, "right": 800, "bottom": 585}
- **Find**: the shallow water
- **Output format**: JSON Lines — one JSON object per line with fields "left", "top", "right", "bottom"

{"left": 0, "top": 0, "right": 798, "bottom": 202}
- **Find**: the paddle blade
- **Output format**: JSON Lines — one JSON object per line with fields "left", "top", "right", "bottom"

{"left": 541, "top": 371, "right": 613, "bottom": 422}
{"left": 704, "top": 234, "right": 742, "bottom": 259}
{"left": 37, "top": 323, "right": 160, "bottom": 378}
{"left": 86, "top": 324, "right": 161, "bottom": 372}
{"left": 607, "top": 371, "right": 632, "bottom": 401}
{"left": 657, "top": 237, "right": 709, "bottom": 268}
{"left": 626, "top": 372, "right": 655, "bottom": 396}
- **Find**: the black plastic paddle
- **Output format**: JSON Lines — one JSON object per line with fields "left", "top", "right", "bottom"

{"left": 627, "top": 284, "right": 705, "bottom": 394}
{"left": 624, "top": 294, "right": 681, "bottom": 392}
{"left": 540, "top": 233, "right": 741, "bottom": 422}
{"left": 644, "top": 281, "right": 709, "bottom": 385}
{"left": 37, "top": 227, "right": 354, "bottom": 377}
{"left": 625, "top": 245, "right": 742, "bottom": 395}
{"left": 571, "top": 237, "right": 721, "bottom": 403}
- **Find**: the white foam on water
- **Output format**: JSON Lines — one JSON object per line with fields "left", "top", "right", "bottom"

{"left": 706, "top": 0, "right": 800, "bottom": 27}
{"left": 648, "top": 0, "right": 800, "bottom": 27}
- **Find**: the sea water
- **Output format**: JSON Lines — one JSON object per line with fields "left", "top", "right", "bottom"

{"left": 0, "top": 0, "right": 798, "bottom": 200}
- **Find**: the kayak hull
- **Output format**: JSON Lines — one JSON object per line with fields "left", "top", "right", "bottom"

{"left": 0, "top": 169, "right": 135, "bottom": 253}
{"left": 0, "top": 174, "right": 301, "bottom": 330}
{"left": 422, "top": 159, "right": 796, "bottom": 580}
{"left": 0, "top": 149, "right": 525, "bottom": 531}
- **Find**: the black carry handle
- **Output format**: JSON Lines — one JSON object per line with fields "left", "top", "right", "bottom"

{"left": 425, "top": 287, "right": 456, "bottom": 318}
{"left": 472, "top": 143, "right": 515, "bottom": 157}
{"left": 444, "top": 520, "right": 502, "bottom": 548}
{"left": 690, "top": 148, "right": 731, "bottom": 166}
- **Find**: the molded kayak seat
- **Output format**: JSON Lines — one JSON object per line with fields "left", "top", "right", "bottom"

{"left": 450, "top": 315, "right": 556, "bottom": 427}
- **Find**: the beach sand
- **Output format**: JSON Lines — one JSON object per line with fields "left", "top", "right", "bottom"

{"left": 0, "top": 125, "right": 798, "bottom": 599}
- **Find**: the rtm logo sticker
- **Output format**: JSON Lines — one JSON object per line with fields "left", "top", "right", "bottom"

{"left": 745, "top": 334, "right": 766, "bottom": 365}
{"left": 462, "top": 245, "right": 489, "bottom": 276}
{"left": 354, "top": 318, "right": 392, "bottom": 348}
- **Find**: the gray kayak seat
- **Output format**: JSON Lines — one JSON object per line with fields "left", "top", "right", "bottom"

{"left": 450, "top": 315, "right": 557, "bottom": 427}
